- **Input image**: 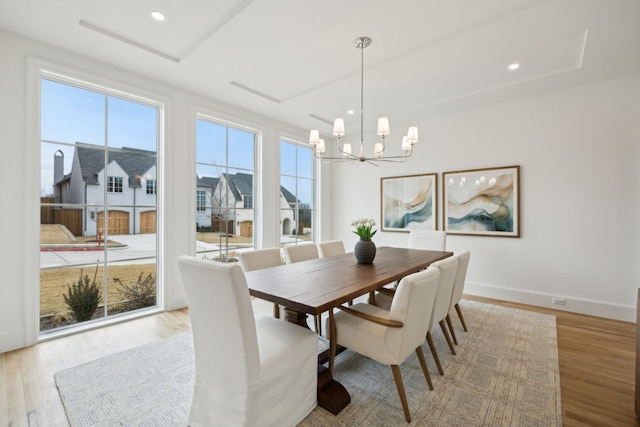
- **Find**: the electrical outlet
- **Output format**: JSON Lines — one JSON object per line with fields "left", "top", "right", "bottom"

{"left": 552, "top": 297, "right": 566, "bottom": 305}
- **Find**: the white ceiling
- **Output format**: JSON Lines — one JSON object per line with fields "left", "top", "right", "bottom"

{"left": 1, "top": 0, "right": 639, "bottom": 136}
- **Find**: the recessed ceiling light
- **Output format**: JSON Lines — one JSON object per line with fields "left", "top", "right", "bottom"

{"left": 508, "top": 63, "right": 520, "bottom": 71}
{"left": 347, "top": 109, "right": 355, "bottom": 115}
{"left": 150, "top": 10, "right": 166, "bottom": 21}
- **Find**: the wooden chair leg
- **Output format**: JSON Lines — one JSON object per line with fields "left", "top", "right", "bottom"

{"left": 328, "top": 311, "right": 337, "bottom": 374}
{"left": 415, "top": 346, "right": 433, "bottom": 390}
{"left": 315, "top": 315, "right": 322, "bottom": 335}
{"left": 390, "top": 365, "right": 411, "bottom": 423}
{"left": 446, "top": 314, "right": 458, "bottom": 345}
{"left": 426, "top": 331, "right": 444, "bottom": 375}
{"left": 455, "top": 303, "right": 468, "bottom": 331}
{"left": 368, "top": 291, "right": 376, "bottom": 305}
{"left": 273, "top": 303, "right": 280, "bottom": 319}
{"left": 439, "top": 320, "right": 456, "bottom": 355}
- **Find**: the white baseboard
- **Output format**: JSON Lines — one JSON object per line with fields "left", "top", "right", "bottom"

{"left": 0, "top": 328, "right": 25, "bottom": 353}
{"left": 464, "top": 281, "right": 636, "bottom": 323}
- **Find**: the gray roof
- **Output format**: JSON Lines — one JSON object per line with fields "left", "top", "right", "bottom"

{"left": 228, "top": 172, "right": 252, "bottom": 199}
{"left": 280, "top": 185, "right": 297, "bottom": 203}
{"left": 198, "top": 176, "right": 219, "bottom": 189}
{"left": 75, "top": 142, "right": 156, "bottom": 187}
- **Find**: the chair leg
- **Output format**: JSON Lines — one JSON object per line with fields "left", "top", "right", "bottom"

{"left": 426, "top": 331, "right": 444, "bottom": 375}
{"left": 328, "top": 311, "right": 337, "bottom": 374}
{"left": 415, "top": 346, "right": 433, "bottom": 390}
{"left": 273, "top": 303, "right": 280, "bottom": 319}
{"left": 315, "top": 315, "right": 322, "bottom": 335}
{"left": 454, "top": 303, "right": 468, "bottom": 331}
{"left": 368, "top": 291, "right": 376, "bottom": 305}
{"left": 446, "top": 314, "right": 458, "bottom": 345}
{"left": 390, "top": 365, "right": 411, "bottom": 423}
{"left": 439, "top": 320, "right": 456, "bottom": 355}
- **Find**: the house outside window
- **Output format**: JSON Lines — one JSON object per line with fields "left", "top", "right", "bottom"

{"left": 280, "top": 139, "right": 316, "bottom": 247}
{"left": 39, "top": 74, "right": 161, "bottom": 336}
{"left": 195, "top": 116, "right": 257, "bottom": 261}
{"left": 107, "top": 176, "right": 123, "bottom": 193}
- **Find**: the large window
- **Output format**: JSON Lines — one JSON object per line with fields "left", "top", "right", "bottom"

{"left": 195, "top": 116, "right": 256, "bottom": 261}
{"left": 280, "top": 139, "right": 316, "bottom": 246}
{"left": 40, "top": 75, "right": 161, "bottom": 335}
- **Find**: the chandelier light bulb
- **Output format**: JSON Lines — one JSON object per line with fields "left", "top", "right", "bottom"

{"left": 309, "top": 130, "right": 320, "bottom": 146}
{"left": 376, "top": 117, "right": 390, "bottom": 136}
{"left": 407, "top": 127, "right": 418, "bottom": 144}
{"left": 401, "top": 136, "right": 411, "bottom": 151}
{"left": 333, "top": 118, "right": 345, "bottom": 137}
{"left": 374, "top": 142, "right": 384, "bottom": 157}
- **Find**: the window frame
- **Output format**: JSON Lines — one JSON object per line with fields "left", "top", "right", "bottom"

{"left": 107, "top": 176, "right": 124, "bottom": 193}
{"left": 35, "top": 66, "right": 165, "bottom": 340}
{"left": 194, "top": 113, "right": 259, "bottom": 257}
{"left": 279, "top": 137, "right": 317, "bottom": 246}
{"left": 146, "top": 179, "right": 157, "bottom": 195}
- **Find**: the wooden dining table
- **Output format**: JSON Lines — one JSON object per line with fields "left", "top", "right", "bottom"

{"left": 244, "top": 246, "right": 452, "bottom": 415}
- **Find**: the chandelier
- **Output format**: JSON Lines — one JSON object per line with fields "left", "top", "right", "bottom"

{"left": 309, "top": 36, "right": 418, "bottom": 164}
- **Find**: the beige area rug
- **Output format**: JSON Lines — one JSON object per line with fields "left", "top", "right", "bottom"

{"left": 55, "top": 300, "right": 562, "bottom": 426}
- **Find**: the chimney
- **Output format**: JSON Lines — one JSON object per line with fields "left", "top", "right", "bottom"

{"left": 54, "top": 150, "right": 64, "bottom": 202}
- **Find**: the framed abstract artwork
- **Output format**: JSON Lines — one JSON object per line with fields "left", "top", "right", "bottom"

{"left": 443, "top": 165, "right": 520, "bottom": 237}
{"left": 380, "top": 173, "right": 438, "bottom": 232}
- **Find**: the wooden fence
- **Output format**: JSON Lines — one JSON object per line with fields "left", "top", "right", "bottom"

{"left": 41, "top": 198, "right": 83, "bottom": 236}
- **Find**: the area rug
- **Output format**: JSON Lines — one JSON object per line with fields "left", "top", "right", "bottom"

{"left": 55, "top": 300, "right": 562, "bottom": 426}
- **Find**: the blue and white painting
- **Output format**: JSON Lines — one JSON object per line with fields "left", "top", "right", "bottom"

{"left": 444, "top": 166, "right": 520, "bottom": 237}
{"left": 381, "top": 174, "right": 437, "bottom": 231}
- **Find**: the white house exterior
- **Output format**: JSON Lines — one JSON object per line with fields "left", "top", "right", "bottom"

{"left": 197, "top": 172, "right": 296, "bottom": 238}
{"left": 54, "top": 142, "right": 157, "bottom": 237}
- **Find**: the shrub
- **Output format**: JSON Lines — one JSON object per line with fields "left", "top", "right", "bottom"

{"left": 113, "top": 272, "right": 156, "bottom": 310}
{"left": 63, "top": 265, "right": 101, "bottom": 322}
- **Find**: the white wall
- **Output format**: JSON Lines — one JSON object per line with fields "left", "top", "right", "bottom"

{"left": 0, "top": 29, "right": 316, "bottom": 353}
{"left": 329, "top": 74, "right": 640, "bottom": 322}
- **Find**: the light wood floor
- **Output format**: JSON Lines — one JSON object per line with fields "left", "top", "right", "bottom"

{"left": 0, "top": 296, "right": 637, "bottom": 426}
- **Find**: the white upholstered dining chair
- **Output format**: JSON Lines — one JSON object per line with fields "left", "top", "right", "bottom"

{"left": 284, "top": 243, "right": 319, "bottom": 263}
{"left": 239, "top": 247, "right": 283, "bottom": 319}
{"left": 327, "top": 267, "right": 440, "bottom": 423}
{"left": 446, "top": 250, "right": 471, "bottom": 344}
{"left": 177, "top": 255, "right": 318, "bottom": 427}
{"left": 317, "top": 240, "right": 345, "bottom": 258}
{"left": 408, "top": 229, "right": 447, "bottom": 251}
{"left": 283, "top": 243, "right": 323, "bottom": 333}
{"left": 373, "top": 254, "right": 458, "bottom": 376}
{"left": 424, "top": 255, "right": 459, "bottom": 374}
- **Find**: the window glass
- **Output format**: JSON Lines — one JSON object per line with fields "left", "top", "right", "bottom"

{"left": 280, "top": 140, "right": 316, "bottom": 246}
{"left": 195, "top": 118, "right": 256, "bottom": 261}
{"left": 39, "top": 75, "right": 160, "bottom": 336}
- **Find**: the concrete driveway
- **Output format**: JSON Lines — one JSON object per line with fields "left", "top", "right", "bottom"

{"left": 40, "top": 234, "right": 159, "bottom": 269}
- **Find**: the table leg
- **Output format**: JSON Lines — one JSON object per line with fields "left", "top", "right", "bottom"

{"left": 283, "top": 307, "right": 351, "bottom": 414}
{"left": 283, "top": 307, "right": 309, "bottom": 327}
